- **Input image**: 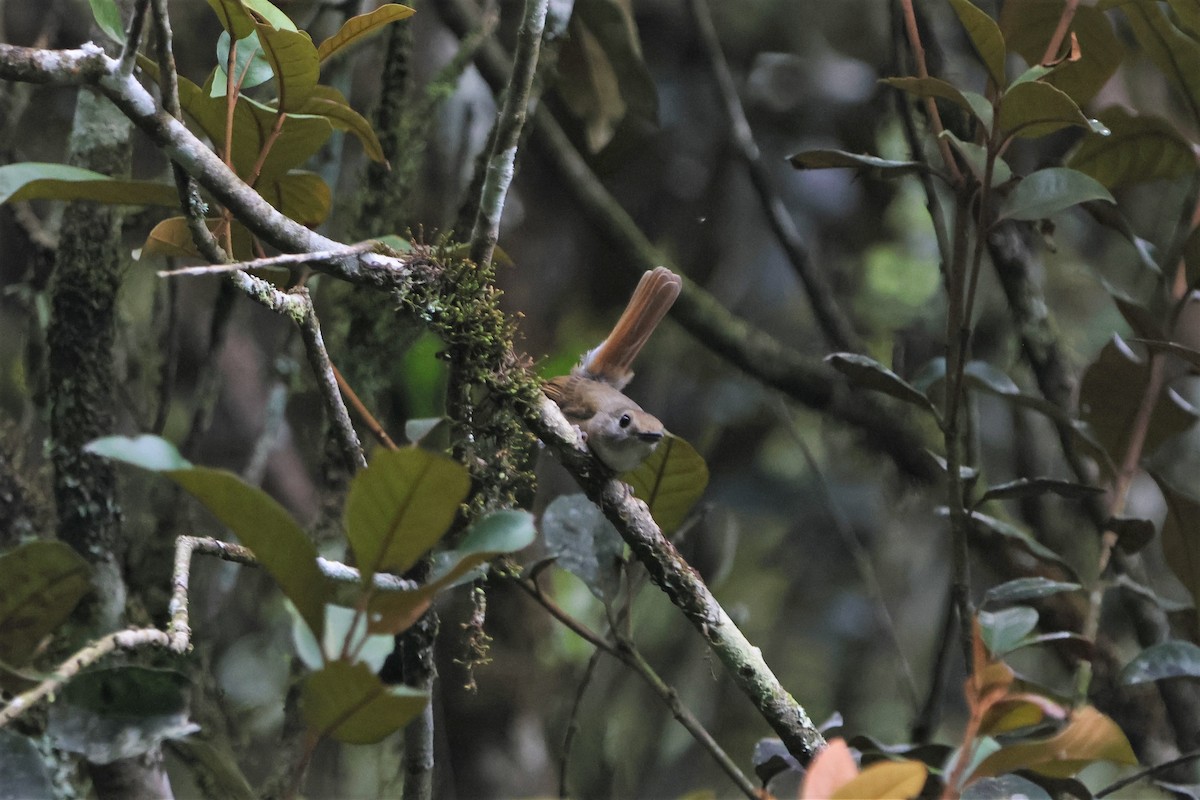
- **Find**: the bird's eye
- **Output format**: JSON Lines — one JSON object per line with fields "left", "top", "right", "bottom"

{"left": 619, "top": 413, "right": 632, "bottom": 429}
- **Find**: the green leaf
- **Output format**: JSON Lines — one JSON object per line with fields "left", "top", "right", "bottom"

{"left": 997, "top": 80, "right": 1094, "bottom": 138}
{"left": 294, "top": 86, "right": 385, "bottom": 163}
{"left": 978, "top": 478, "right": 1102, "bottom": 505}
{"left": 242, "top": 0, "right": 297, "bottom": 31}
{"left": 169, "top": 67, "right": 333, "bottom": 181}
{"left": 316, "top": 4, "right": 415, "bottom": 62}
{"left": 880, "top": 76, "right": 973, "bottom": 114}
{"left": 982, "top": 578, "right": 1082, "bottom": 608}
{"left": 1104, "top": 0, "right": 1200, "bottom": 129}
{"left": 979, "top": 606, "right": 1039, "bottom": 655}
{"left": 788, "top": 149, "right": 934, "bottom": 177}
{"left": 254, "top": 22, "right": 319, "bottom": 112}
{"left": 212, "top": 30, "right": 274, "bottom": 97}
{"left": 259, "top": 171, "right": 331, "bottom": 226}
{"left": 84, "top": 434, "right": 192, "bottom": 470}
{"left": 542, "top": 494, "right": 625, "bottom": 602}
{"left": 365, "top": 510, "right": 535, "bottom": 635}
{"left": 1152, "top": 474, "right": 1200, "bottom": 623}
{"left": 1079, "top": 336, "right": 1198, "bottom": 469}
{"left": 948, "top": 0, "right": 1008, "bottom": 87}
{"left": 997, "top": 167, "right": 1115, "bottom": 221}
{"left": 556, "top": 0, "right": 658, "bottom": 153}
{"left": 86, "top": 435, "right": 330, "bottom": 640}
{"left": 1108, "top": 515, "right": 1156, "bottom": 554}
{"left": 968, "top": 511, "right": 1076, "bottom": 575}
{"left": 622, "top": 435, "right": 709, "bottom": 533}
{"left": 0, "top": 163, "right": 180, "bottom": 207}
{"left": 344, "top": 448, "right": 471, "bottom": 582}
{"left": 940, "top": 132, "right": 1012, "bottom": 186}
{"left": 301, "top": 660, "right": 426, "bottom": 744}
{"left": 0, "top": 542, "right": 90, "bottom": 667}
{"left": 292, "top": 605, "right": 393, "bottom": 672}
{"left": 88, "top": 0, "right": 126, "bottom": 43}
{"left": 206, "top": 0, "right": 257, "bottom": 39}
{"left": 1000, "top": 0, "right": 1123, "bottom": 105}
{"left": 1121, "top": 640, "right": 1200, "bottom": 684}
{"left": 825, "top": 353, "right": 938, "bottom": 416}
{"left": 1105, "top": 282, "right": 1165, "bottom": 340}
{"left": 1068, "top": 107, "right": 1195, "bottom": 189}
{"left": 47, "top": 667, "right": 197, "bottom": 764}
{"left": 140, "top": 216, "right": 257, "bottom": 262}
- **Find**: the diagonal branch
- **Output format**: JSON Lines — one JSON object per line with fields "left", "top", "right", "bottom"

{"left": 687, "top": 0, "right": 863, "bottom": 354}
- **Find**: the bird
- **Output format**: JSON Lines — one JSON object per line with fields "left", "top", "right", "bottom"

{"left": 544, "top": 267, "right": 683, "bottom": 472}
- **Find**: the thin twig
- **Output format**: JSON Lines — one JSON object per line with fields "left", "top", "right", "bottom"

{"left": 333, "top": 364, "right": 400, "bottom": 451}
{"left": 119, "top": 0, "right": 151, "bottom": 76}
{"left": 1039, "top": 0, "right": 1080, "bottom": 66}
{"left": 515, "top": 578, "right": 760, "bottom": 800}
{"left": 1095, "top": 748, "right": 1200, "bottom": 797}
{"left": 898, "top": 0, "right": 963, "bottom": 185}
{"left": 295, "top": 288, "right": 367, "bottom": 472}
{"left": 559, "top": 649, "right": 602, "bottom": 798}
{"left": 688, "top": 0, "right": 863, "bottom": 353}
{"left": 158, "top": 243, "right": 377, "bottom": 277}
{"left": 0, "top": 628, "right": 172, "bottom": 727}
{"left": 772, "top": 397, "right": 920, "bottom": 710}
{"left": 467, "top": 0, "right": 549, "bottom": 270}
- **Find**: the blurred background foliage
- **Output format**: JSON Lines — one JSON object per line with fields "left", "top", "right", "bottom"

{"left": 2, "top": 0, "right": 1198, "bottom": 797}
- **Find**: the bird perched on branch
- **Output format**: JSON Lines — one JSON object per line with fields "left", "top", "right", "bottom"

{"left": 544, "top": 267, "right": 682, "bottom": 472}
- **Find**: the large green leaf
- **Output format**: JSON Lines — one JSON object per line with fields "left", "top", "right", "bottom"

{"left": 259, "top": 171, "right": 331, "bottom": 226}
{"left": 1103, "top": 0, "right": 1200, "bottom": 129}
{"left": 294, "top": 86, "right": 385, "bottom": 163}
{"left": 302, "top": 660, "right": 426, "bottom": 744}
{"left": 316, "top": 4, "right": 415, "bottom": 62}
{"left": 997, "top": 167, "right": 1115, "bottom": 221}
{"left": 86, "top": 435, "right": 330, "bottom": 640}
{"left": 366, "top": 510, "right": 536, "bottom": 634}
{"left": 1152, "top": 474, "right": 1200, "bottom": 626}
{"left": 1068, "top": 107, "right": 1195, "bottom": 189}
{"left": 996, "top": 81, "right": 1095, "bottom": 139}
{"left": 165, "top": 66, "right": 332, "bottom": 181}
{"left": 206, "top": 0, "right": 257, "bottom": 39}
{"left": 1000, "top": 0, "right": 1122, "bottom": 105}
{"left": 621, "top": 435, "right": 709, "bottom": 534}
{"left": 0, "top": 541, "right": 90, "bottom": 667}
{"left": 1078, "top": 336, "right": 1198, "bottom": 469}
{"left": 343, "top": 448, "right": 471, "bottom": 582}
{"left": 1122, "top": 640, "right": 1200, "bottom": 683}
{"left": 254, "top": 22, "right": 319, "bottom": 111}
{"left": 140, "top": 216, "right": 256, "bottom": 262}
{"left": 949, "top": 0, "right": 1008, "bottom": 87}
{"left": 0, "top": 163, "right": 180, "bottom": 207}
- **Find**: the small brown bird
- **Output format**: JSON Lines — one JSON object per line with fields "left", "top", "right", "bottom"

{"left": 544, "top": 267, "right": 683, "bottom": 472}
